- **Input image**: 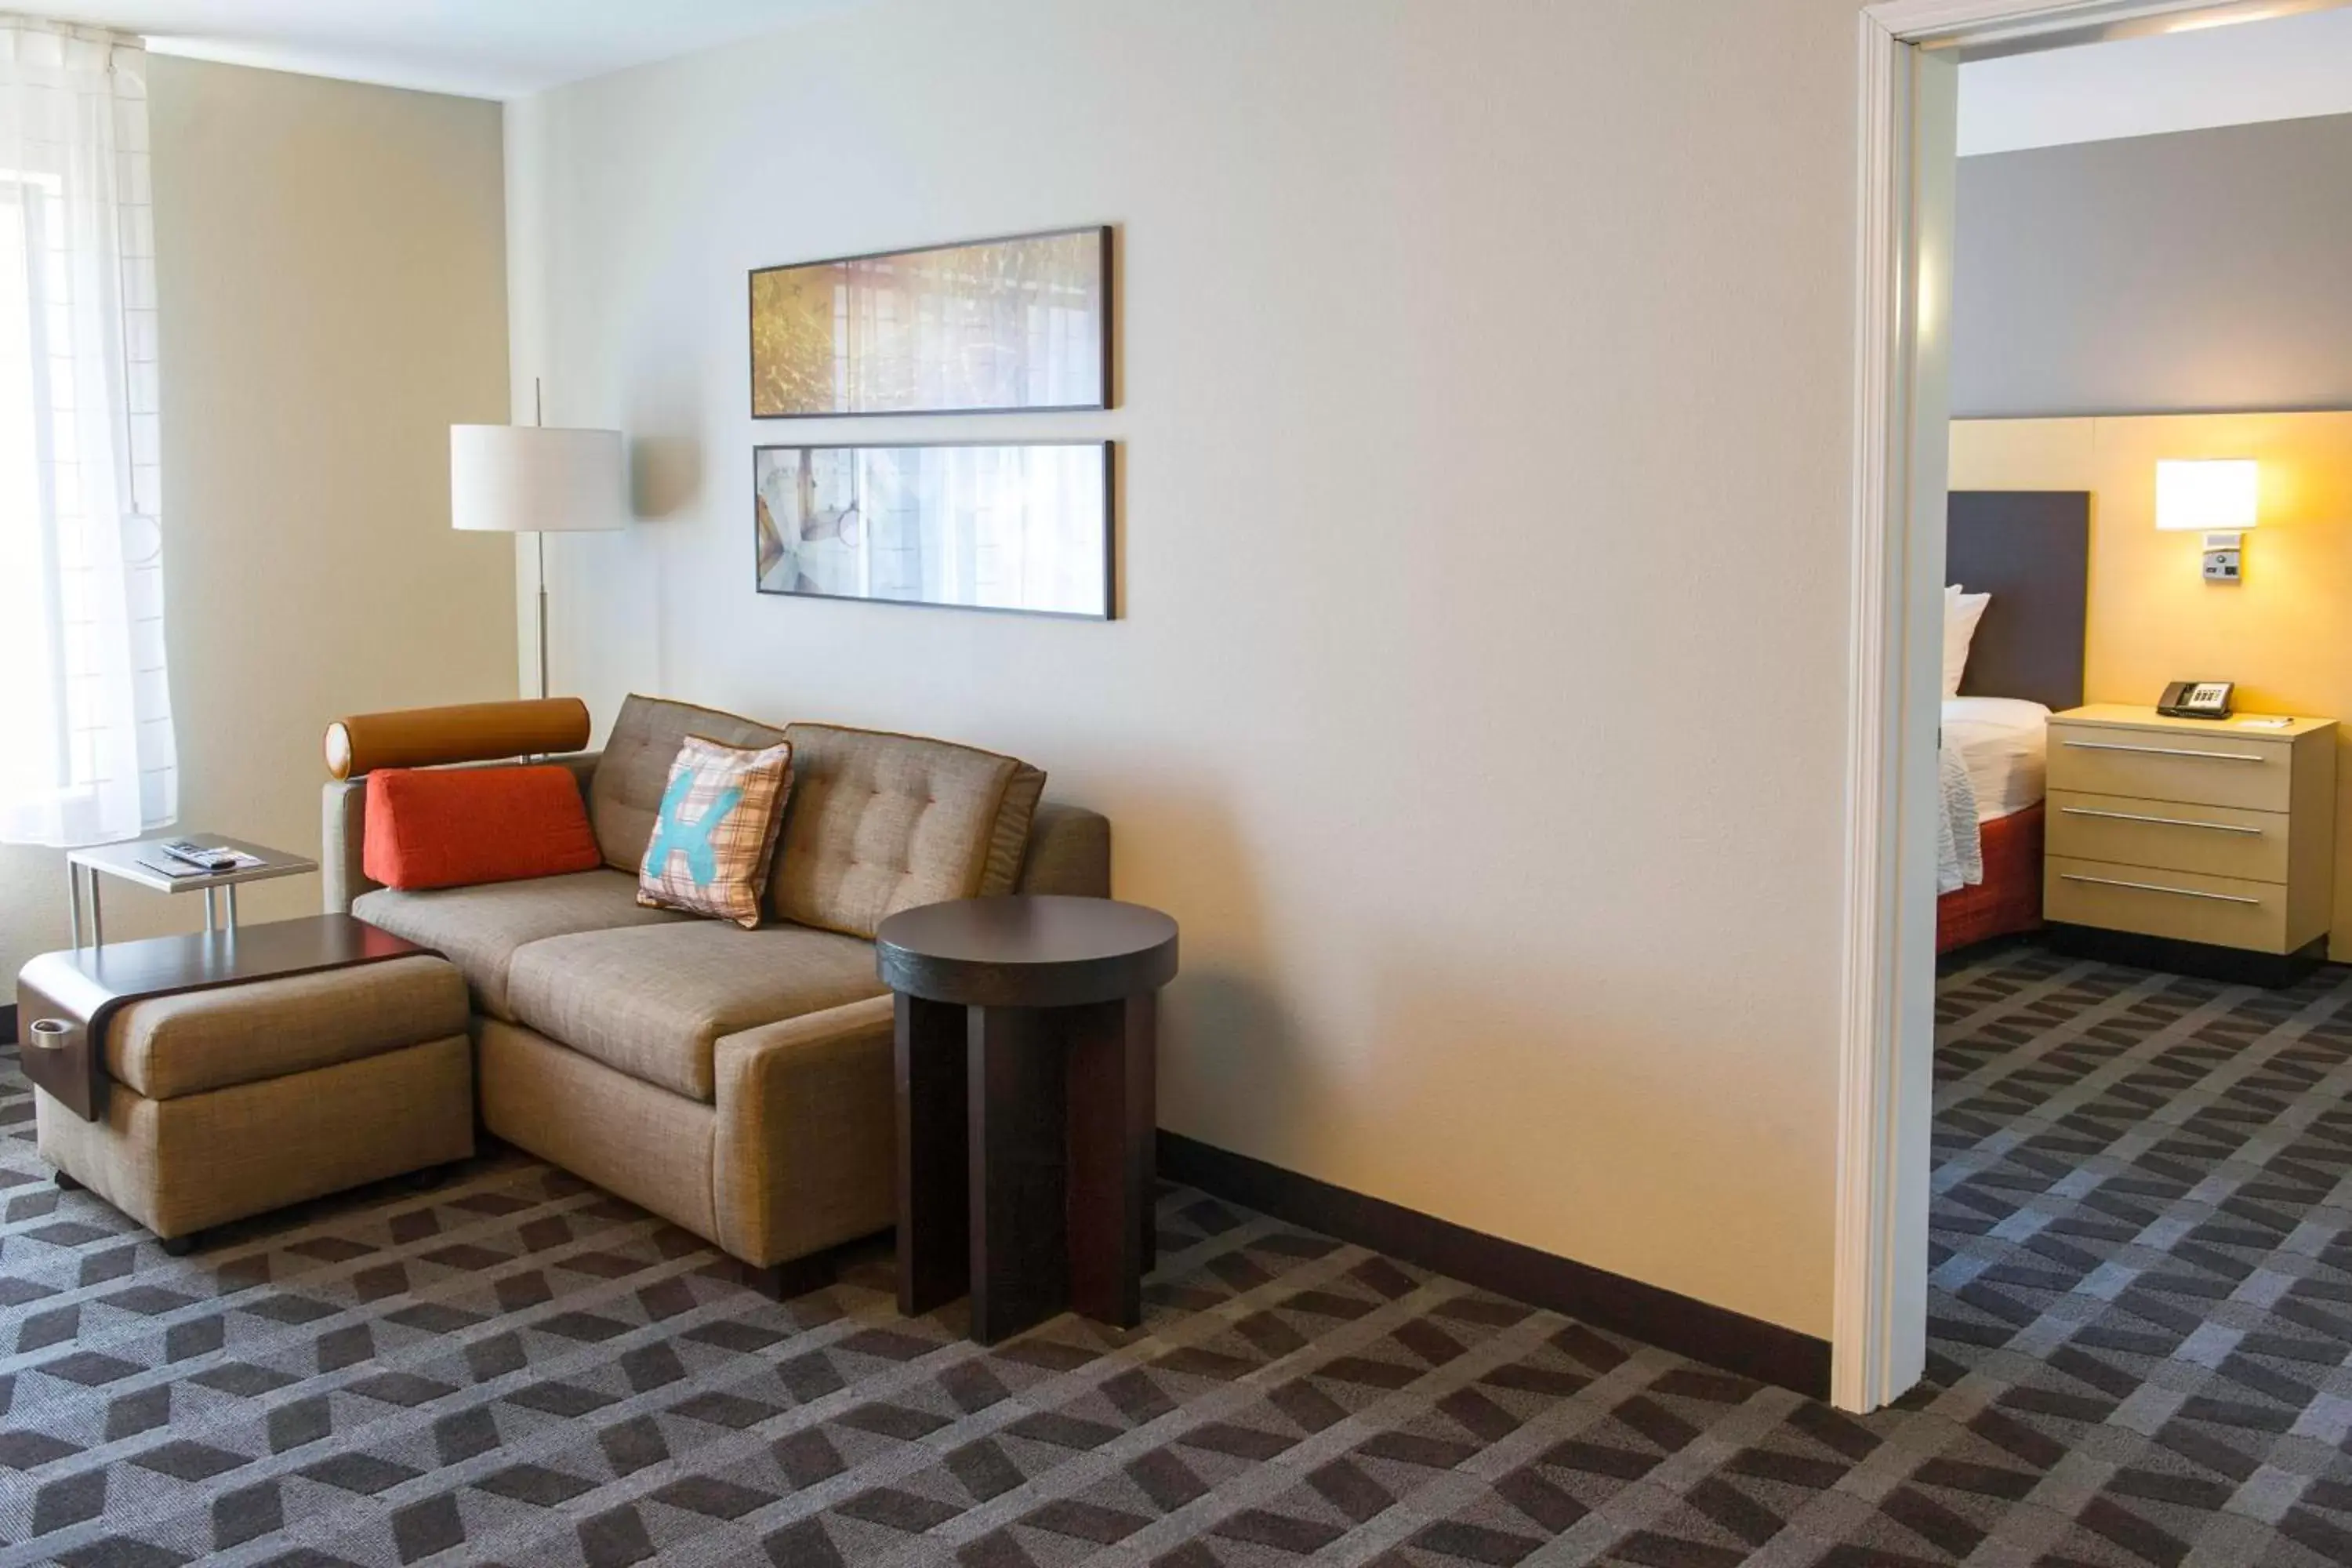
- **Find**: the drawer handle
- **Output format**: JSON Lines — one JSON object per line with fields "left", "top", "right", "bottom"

{"left": 2058, "top": 807, "right": 2263, "bottom": 836}
{"left": 2060, "top": 873, "right": 2263, "bottom": 906}
{"left": 2062, "top": 740, "right": 2267, "bottom": 763}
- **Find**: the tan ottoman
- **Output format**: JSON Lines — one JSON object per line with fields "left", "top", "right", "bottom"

{"left": 34, "top": 954, "right": 474, "bottom": 1249}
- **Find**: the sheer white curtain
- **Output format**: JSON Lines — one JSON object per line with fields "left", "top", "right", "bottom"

{"left": 0, "top": 19, "right": 174, "bottom": 847}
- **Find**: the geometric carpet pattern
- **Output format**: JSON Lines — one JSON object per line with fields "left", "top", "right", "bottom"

{"left": 0, "top": 946, "right": 2343, "bottom": 1565}
{"left": 1919, "top": 944, "right": 2352, "bottom": 1568}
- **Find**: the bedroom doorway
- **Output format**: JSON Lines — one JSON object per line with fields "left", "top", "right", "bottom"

{"left": 1837, "top": 0, "right": 2352, "bottom": 1414}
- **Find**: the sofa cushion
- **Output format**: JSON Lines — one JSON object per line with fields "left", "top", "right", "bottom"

{"left": 353, "top": 869, "right": 690, "bottom": 1020}
{"left": 591, "top": 694, "right": 786, "bottom": 872}
{"left": 770, "top": 723, "right": 1044, "bottom": 938}
{"left": 107, "top": 955, "right": 470, "bottom": 1099}
{"left": 503, "top": 921, "right": 887, "bottom": 1102}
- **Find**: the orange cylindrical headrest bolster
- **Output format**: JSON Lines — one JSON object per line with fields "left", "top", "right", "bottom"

{"left": 325, "top": 697, "right": 592, "bottom": 779}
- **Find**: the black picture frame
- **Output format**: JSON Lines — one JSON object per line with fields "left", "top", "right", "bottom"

{"left": 748, "top": 225, "right": 1113, "bottom": 420}
{"left": 753, "top": 440, "right": 1116, "bottom": 621}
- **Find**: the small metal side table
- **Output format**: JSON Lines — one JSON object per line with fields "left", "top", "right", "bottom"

{"left": 877, "top": 895, "right": 1179, "bottom": 1344}
{"left": 65, "top": 835, "right": 319, "bottom": 948}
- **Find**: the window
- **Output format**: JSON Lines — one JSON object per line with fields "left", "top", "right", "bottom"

{"left": 0, "top": 21, "right": 174, "bottom": 847}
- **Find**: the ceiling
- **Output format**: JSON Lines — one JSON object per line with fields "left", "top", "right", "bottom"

{"left": 1959, "top": 3, "right": 2352, "bottom": 156}
{"left": 27, "top": 0, "right": 858, "bottom": 100}
{"left": 26, "top": 1, "right": 2352, "bottom": 134}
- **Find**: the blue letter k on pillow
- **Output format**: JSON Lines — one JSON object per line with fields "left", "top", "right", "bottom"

{"left": 646, "top": 769, "right": 742, "bottom": 886}
{"left": 635, "top": 734, "right": 794, "bottom": 927}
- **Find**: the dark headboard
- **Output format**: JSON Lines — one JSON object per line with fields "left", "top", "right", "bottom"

{"left": 1946, "top": 490, "right": 2089, "bottom": 713}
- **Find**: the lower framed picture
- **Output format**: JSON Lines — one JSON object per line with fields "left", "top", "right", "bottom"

{"left": 754, "top": 440, "right": 1114, "bottom": 619}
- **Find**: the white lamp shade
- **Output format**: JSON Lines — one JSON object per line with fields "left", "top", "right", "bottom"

{"left": 2154, "top": 459, "right": 2258, "bottom": 532}
{"left": 451, "top": 425, "right": 628, "bottom": 533}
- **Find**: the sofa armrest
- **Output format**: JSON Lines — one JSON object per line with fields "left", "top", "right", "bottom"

{"left": 320, "top": 751, "right": 603, "bottom": 915}
{"left": 711, "top": 993, "right": 896, "bottom": 1267}
{"left": 1018, "top": 800, "right": 1110, "bottom": 897}
{"left": 321, "top": 779, "right": 376, "bottom": 914}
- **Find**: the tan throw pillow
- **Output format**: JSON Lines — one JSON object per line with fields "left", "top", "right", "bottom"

{"left": 636, "top": 735, "right": 793, "bottom": 927}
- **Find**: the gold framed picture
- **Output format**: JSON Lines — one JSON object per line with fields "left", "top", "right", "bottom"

{"left": 750, "top": 227, "right": 1110, "bottom": 418}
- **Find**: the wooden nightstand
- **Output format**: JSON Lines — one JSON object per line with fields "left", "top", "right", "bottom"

{"left": 2045, "top": 704, "right": 2336, "bottom": 983}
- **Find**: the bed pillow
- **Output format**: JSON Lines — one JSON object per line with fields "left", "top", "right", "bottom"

{"left": 636, "top": 735, "right": 794, "bottom": 928}
{"left": 363, "top": 764, "right": 602, "bottom": 891}
{"left": 1944, "top": 584, "right": 1991, "bottom": 699}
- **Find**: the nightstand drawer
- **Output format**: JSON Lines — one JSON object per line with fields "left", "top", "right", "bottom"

{"left": 2045, "top": 856, "right": 2290, "bottom": 953}
{"left": 2046, "top": 790, "right": 2289, "bottom": 883}
{"left": 2046, "top": 723, "right": 2295, "bottom": 811}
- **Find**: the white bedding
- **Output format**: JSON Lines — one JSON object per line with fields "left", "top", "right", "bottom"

{"left": 1937, "top": 743, "right": 1982, "bottom": 895}
{"left": 1941, "top": 696, "right": 2049, "bottom": 824}
{"left": 1936, "top": 697, "right": 2050, "bottom": 896}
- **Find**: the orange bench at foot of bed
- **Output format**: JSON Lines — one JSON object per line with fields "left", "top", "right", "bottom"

{"left": 1937, "top": 801, "right": 2044, "bottom": 955}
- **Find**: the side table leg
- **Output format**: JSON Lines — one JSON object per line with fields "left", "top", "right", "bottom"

{"left": 968, "top": 1004, "right": 1068, "bottom": 1345}
{"left": 895, "top": 993, "right": 968, "bottom": 1317}
{"left": 89, "top": 873, "right": 102, "bottom": 947}
{"left": 225, "top": 884, "right": 239, "bottom": 927}
{"left": 1067, "top": 993, "right": 1156, "bottom": 1328}
{"left": 66, "top": 864, "right": 82, "bottom": 948}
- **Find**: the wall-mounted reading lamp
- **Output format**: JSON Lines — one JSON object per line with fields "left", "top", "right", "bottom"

{"left": 2155, "top": 458, "right": 2257, "bottom": 583}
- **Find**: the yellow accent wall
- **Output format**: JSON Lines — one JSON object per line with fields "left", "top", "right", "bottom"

{"left": 0, "top": 58, "right": 514, "bottom": 981}
{"left": 1952, "top": 413, "right": 2352, "bottom": 959}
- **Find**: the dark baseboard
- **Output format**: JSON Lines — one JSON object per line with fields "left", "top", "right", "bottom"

{"left": 2045, "top": 923, "right": 2332, "bottom": 989}
{"left": 1159, "top": 1131, "right": 1831, "bottom": 1399}
{"left": 1935, "top": 931, "right": 2042, "bottom": 977}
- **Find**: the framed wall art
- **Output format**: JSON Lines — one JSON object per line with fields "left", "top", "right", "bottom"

{"left": 755, "top": 441, "right": 1113, "bottom": 619}
{"left": 750, "top": 226, "right": 1110, "bottom": 418}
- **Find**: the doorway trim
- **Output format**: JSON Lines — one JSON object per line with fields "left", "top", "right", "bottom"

{"left": 1835, "top": 0, "right": 2352, "bottom": 1412}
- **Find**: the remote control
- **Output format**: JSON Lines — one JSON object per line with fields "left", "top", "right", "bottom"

{"left": 160, "top": 839, "right": 238, "bottom": 872}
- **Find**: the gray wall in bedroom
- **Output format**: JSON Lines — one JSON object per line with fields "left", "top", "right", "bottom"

{"left": 1951, "top": 112, "right": 2352, "bottom": 418}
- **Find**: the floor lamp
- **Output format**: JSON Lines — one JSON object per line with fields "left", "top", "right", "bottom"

{"left": 450, "top": 398, "right": 626, "bottom": 699}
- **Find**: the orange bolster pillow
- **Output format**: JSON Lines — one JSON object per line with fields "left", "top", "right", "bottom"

{"left": 363, "top": 766, "right": 602, "bottom": 891}
{"left": 326, "top": 698, "right": 591, "bottom": 780}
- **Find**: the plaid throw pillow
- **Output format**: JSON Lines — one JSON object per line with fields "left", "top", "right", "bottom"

{"left": 636, "top": 734, "right": 793, "bottom": 927}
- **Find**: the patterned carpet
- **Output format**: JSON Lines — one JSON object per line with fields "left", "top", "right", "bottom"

{"left": 0, "top": 945, "right": 2349, "bottom": 1565}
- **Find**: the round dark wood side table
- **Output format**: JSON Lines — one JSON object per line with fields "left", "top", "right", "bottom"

{"left": 877, "top": 895, "right": 1178, "bottom": 1344}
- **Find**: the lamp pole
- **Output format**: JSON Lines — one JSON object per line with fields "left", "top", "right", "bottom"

{"left": 533, "top": 378, "right": 549, "bottom": 700}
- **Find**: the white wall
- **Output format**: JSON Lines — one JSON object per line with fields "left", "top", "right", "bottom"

{"left": 0, "top": 58, "right": 515, "bottom": 980}
{"left": 507, "top": 0, "right": 1861, "bottom": 1336}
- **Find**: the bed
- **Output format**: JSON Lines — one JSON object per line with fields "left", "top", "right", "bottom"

{"left": 1936, "top": 490, "right": 2089, "bottom": 955}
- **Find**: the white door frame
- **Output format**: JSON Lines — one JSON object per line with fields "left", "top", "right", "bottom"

{"left": 1834, "top": 0, "right": 2352, "bottom": 1413}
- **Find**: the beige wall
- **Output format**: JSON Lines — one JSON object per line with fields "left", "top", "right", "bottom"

{"left": 507, "top": 0, "right": 1862, "bottom": 1335}
{"left": 0, "top": 57, "right": 514, "bottom": 980}
{"left": 1953, "top": 413, "right": 2352, "bottom": 959}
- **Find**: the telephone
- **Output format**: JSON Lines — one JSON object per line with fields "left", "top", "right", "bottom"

{"left": 2158, "top": 681, "right": 2235, "bottom": 720}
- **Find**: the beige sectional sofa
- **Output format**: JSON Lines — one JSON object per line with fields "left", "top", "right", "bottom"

{"left": 321, "top": 694, "right": 1109, "bottom": 1291}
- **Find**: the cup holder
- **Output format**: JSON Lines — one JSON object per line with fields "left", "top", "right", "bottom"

{"left": 27, "top": 1019, "right": 73, "bottom": 1052}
